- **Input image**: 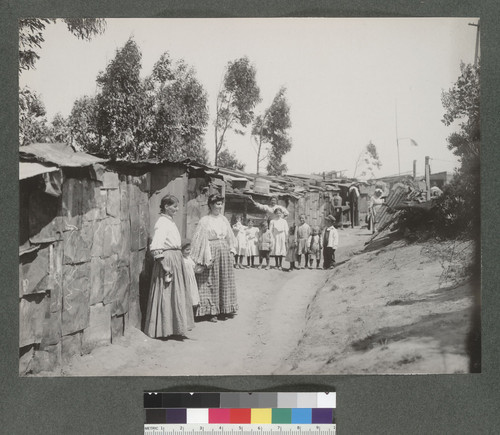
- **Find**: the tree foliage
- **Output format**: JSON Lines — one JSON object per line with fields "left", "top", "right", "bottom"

{"left": 441, "top": 63, "right": 480, "bottom": 168}
{"left": 436, "top": 62, "right": 480, "bottom": 237}
{"left": 145, "top": 53, "right": 210, "bottom": 162}
{"left": 19, "top": 87, "right": 51, "bottom": 145}
{"left": 252, "top": 87, "right": 292, "bottom": 176}
{"left": 94, "top": 38, "right": 146, "bottom": 159}
{"left": 50, "top": 113, "right": 71, "bottom": 144}
{"left": 66, "top": 41, "right": 210, "bottom": 162}
{"left": 215, "top": 57, "right": 261, "bottom": 165}
{"left": 217, "top": 148, "right": 246, "bottom": 171}
{"left": 353, "top": 141, "right": 382, "bottom": 180}
{"left": 68, "top": 96, "right": 100, "bottom": 151}
{"left": 19, "top": 18, "right": 106, "bottom": 72}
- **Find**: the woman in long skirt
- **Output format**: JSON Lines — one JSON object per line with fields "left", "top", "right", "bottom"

{"left": 191, "top": 194, "right": 238, "bottom": 322}
{"left": 144, "top": 194, "right": 194, "bottom": 339}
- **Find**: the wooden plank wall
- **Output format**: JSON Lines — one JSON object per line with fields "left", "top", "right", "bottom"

{"left": 19, "top": 166, "right": 151, "bottom": 375}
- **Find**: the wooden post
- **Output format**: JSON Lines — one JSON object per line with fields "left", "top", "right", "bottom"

{"left": 413, "top": 160, "right": 417, "bottom": 180}
{"left": 425, "top": 156, "right": 431, "bottom": 201}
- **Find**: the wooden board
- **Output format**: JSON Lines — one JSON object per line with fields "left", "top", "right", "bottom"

{"left": 19, "top": 293, "right": 48, "bottom": 347}
{"left": 61, "top": 177, "right": 82, "bottom": 230}
{"left": 82, "top": 178, "right": 101, "bottom": 222}
{"left": 128, "top": 249, "right": 145, "bottom": 329}
{"left": 102, "top": 170, "right": 119, "bottom": 189}
{"left": 61, "top": 331, "right": 82, "bottom": 364}
{"left": 61, "top": 263, "right": 90, "bottom": 336}
{"left": 111, "top": 315, "right": 124, "bottom": 342}
{"left": 111, "top": 266, "right": 130, "bottom": 317}
{"left": 32, "top": 342, "right": 61, "bottom": 374}
{"left": 19, "top": 344, "right": 35, "bottom": 375}
{"left": 89, "top": 256, "right": 104, "bottom": 305}
{"left": 117, "top": 217, "right": 131, "bottom": 267}
{"left": 51, "top": 240, "right": 63, "bottom": 313}
{"left": 119, "top": 176, "right": 129, "bottom": 220}
{"left": 106, "top": 187, "right": 120, "bottom": 218}
{"left": 103, "top": 254, "right": 118, "bottom": 304}
{"left": 62, "top": 223, "right": 92, "bottom": 265}
{"left": 19, "top": 246, "right": 51, "bottom": 297}
{"left": 81, "top": 303, "right": 112, "bottom": 354}
{"left": 40, "top": 309, "right": 61, "bottom": 347}
{"left": 102, "top": 220, "right": 121, "bottom": 258}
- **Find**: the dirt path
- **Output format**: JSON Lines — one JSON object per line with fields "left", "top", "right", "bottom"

{"left": 46, "top": 227, "right": 476, "bottom": 376}
{"left": 62, "top": 268, "right": 327, "bottom": 376}
{"left": 61, "top": 228, "right": 369, "bottom": 376}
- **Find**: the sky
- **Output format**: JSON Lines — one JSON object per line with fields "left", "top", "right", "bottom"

{"left": 19, "top": 18, "right": 479, "bottom": 178}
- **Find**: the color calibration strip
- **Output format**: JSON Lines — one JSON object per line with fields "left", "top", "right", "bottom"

{"left": 144, "top": 392, "right": 336, "bottom": 425}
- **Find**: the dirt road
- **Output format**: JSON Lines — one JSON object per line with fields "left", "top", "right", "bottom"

{"left": 58, "top": 227, "right": 475, "bottom": 376}
{"left": 62, "top": 228, "right": 368, "bottom": 376}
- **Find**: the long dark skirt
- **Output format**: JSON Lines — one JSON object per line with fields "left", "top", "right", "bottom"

{"left": 196, "top": 239, "right": 238, "bottom": 316}
{"left": 144, "top": 250, "right": 194, "bottom": 338}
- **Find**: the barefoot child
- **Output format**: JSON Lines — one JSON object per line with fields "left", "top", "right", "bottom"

{"left": 245, "top": 218, "right": 259, "bottom": 267}
{"left": 232, "top": 215, "right": 247, "bottom": 269}
{"left": 181, "top": 241, "right": 200, "bottom": 309}
{"left": 307, "top": 226, "right": 322, "bottom": 269}
{"left": 285, "top": 224, "right": 298, "bottom": 270}
{"left": 258, "top": 221, "right": 273, "bottom": 270}
{"left": 296, "top": 214, "right": 311, "bottom": 268}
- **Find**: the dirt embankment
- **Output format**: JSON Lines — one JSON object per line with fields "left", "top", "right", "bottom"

{"left": 276, "top": 237, "right": 478, "bottom": 374}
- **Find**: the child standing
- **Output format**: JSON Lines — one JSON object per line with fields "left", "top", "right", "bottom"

{"left": 296, "top": 214, "right": 311, "bottom": 268}
{"left": 232, "top": 215, "right": 247, "bottom": 269}
{"left": 270, "top": 208, "right": 289, "bottom": 270}
{"left": 245, "top": 218, "right": 260, "bottom": 267}
{"left": 258, "top": 221, "right": 273, "bottom": 269}
{"left": 181, "top": 241, "right": 200, "bottom": 309}
{"left": 285, "top": 224, "right": 298, "bottom": 271}
{"left": 307, "top": 226, "right": 322, "bottom": 269}
{"left": 322, "top": 215, "right": 339, "bottom": 269}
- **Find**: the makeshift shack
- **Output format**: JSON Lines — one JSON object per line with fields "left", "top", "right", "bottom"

{"left": 19, "top": 143, "right": 222, "bottom": 374}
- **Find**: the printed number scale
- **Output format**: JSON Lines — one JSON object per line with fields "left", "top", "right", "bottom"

{"left": 144, "top": 424, "right": 336, "bottom": 435}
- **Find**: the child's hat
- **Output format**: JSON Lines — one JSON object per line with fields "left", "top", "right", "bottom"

{"left": 325, "top": 214, "right": 336, "bottom": 223}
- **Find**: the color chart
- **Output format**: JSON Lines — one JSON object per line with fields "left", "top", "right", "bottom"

{"left": 144, "top": 392, "right": 336, "bottom": 434}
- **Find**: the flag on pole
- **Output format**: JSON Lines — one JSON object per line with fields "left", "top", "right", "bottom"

{"left": 410, "top": 138, "right": 418, "bottom": 146}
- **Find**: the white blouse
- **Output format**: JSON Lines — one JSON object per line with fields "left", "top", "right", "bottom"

{"left": 190, "top": 214, "right": 236, "bottom": 265}
{"left": 150, "top": 215, "right": 182, "bottom": 254}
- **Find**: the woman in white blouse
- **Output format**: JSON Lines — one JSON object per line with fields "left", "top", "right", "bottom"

{"left": 144, "top": 194, "right": 194, "bottom": 339}
{"left": 191, "top": 194, "right": 238, "bottom": 322}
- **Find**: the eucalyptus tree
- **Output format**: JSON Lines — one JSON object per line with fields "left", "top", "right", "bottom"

{"left": 251, "top": 87, "right": 292, "bottom": 176}
{"left": 214, "top": 57, "right": 260, "bottom": 165}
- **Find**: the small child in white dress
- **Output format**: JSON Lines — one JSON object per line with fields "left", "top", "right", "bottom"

{"left": 245, "top": 218, "right": 260, "bottom": 267}
{"left": 181, "top": 241, "right": 200, "bottom": 308}
{"left": 232, "top": 215, "right": 247, "bottom": 269}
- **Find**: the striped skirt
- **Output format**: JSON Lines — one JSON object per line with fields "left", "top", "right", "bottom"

{"left": 196, "top": 239, "right": 238, "bottom": 316}
{"left": 144, "top": 250, "right": 195, "bottom": 338}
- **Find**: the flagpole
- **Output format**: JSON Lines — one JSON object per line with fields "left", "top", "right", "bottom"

{"left": 395, "top": 100, "right": 400, "bottom": 176}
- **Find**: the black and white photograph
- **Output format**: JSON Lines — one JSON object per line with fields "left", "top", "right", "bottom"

{"left": 18, "top": 17, "right": 481, "bottom": 376}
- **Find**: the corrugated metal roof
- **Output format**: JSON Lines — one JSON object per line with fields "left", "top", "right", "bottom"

{"left": 19, "top": 162, "right": 59, "bottom": 180}
{"left": 373, "top": 186, "right": 408, "bottom": 230}
{"left": 19, "top": 143, "right": 106, "bottom": 167}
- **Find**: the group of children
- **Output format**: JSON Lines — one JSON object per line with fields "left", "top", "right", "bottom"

{"left": 231, "top": 211, "right": 339, "bottom": 271}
